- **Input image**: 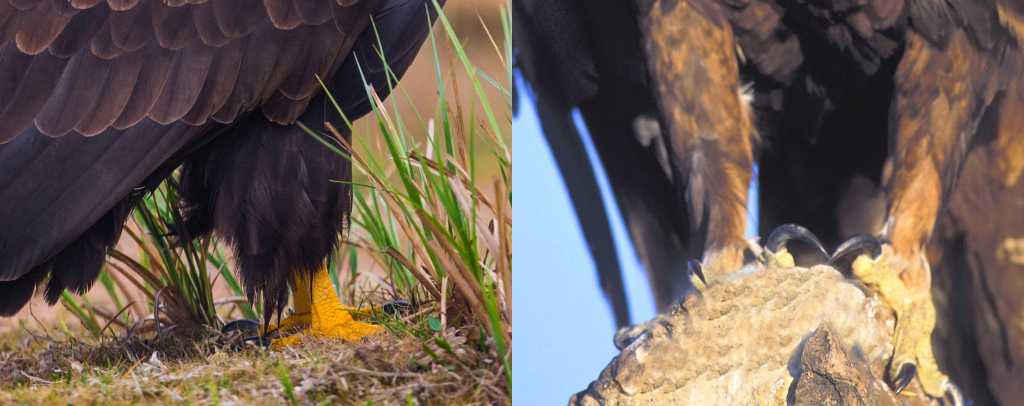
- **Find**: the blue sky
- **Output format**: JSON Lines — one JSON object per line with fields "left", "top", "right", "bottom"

{"left": 512, "top": 77, "right": 655, "bottom": 404}
{"left": 512, "top": 74, "right": 759, "bottom": 404}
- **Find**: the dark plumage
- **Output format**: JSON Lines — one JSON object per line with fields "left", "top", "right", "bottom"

{"left": 517, "top": 0, "right": 1022, "bottom": 401}
{"left": 0, "top": 0, "right": 442, "bottom": 323}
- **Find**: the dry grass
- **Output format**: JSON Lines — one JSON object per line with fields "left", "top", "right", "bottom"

{"left": 0, "top": 319, "right": 507, "bottom": 405}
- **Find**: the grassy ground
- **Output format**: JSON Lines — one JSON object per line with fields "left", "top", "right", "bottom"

{"left": 0, "top": 2, "right": 510, "bottom": 404}
{"left": 0, "top": 324, "right": 505, "bottom": 405}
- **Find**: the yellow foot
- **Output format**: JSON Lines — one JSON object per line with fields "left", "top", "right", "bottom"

{"left": 850, "top": 247, "right": 948, "bottom": 398}
{"left": 271, "top": 269, "right": 383, "bottom": 348}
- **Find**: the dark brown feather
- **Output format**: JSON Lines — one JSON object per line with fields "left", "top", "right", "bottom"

{"left": 295, "top": 0, "right": 333, "bottom": 25}
{"left": 15, "top": 0, "right": 73, "bottom": 55}
{"left": 151, "top": 1, "right": 196, "bottom": 50}
{"left": 212, "top": 0, "right": 264, "bottom": 38}
{"left": 191, "top": 2, "right": 231, "bottom": 47}
{"left": 112, "top": 45, "right": 174, "bottom": 129}
{"left": 106, "top": 0, "right": 141, "bottom": 12}
{"left": 48, "top": 4, "right": 107, "bottom": 58}
{"left": 70, "top": 0, "right": 103, "bottom": 9}
{"left": 76, "top": 51, "right": 143, "bottom": 135}
{"left": 261, "top": 92, "right": 312, "bottom": 124}
{"left": 0, "top": 46, "right": 66, "bottom": 142}
{"left": 264, "top": 0, "right": 303, "bottom": 30}
{"left": 36, "top": 51, "right": 112, "bottom": 136}
{"left": 148, "top": 38, "right": 215, "bottom": 124}
{"left": 8, "top": 0, "right": 38, "bottom": 12}
{"left": 211, "top": 25, "right": 282, "bottom": 123}
{"left": 107, "top": 3, "right": 150, "bottom": 52}
{"left": 89, "top": 17, "right": 126, "bottom": 59}
{"left": 280, "top": 23, "right": 343, "bottom": 100}
{"left": 259, "top": 30, "right": 310, "bottom": 103}
{"left": 183, "top": 39, "right": 243, "bottom": 124}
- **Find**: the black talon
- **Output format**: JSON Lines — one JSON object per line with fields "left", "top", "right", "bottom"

{"left": 382, "top": 300, "right": 414, "bottom": 316}
{"left": 830, "top": 234, "right": 883, "bottom": 266}
{"left": 945, "top": 381, "right": 964, "bottom": 406}
{"left": 222, "top": 319, "right": 260, "bottom": 336}
{"left": 891, "top": 362, "right": 916, "bottom": 393}
{"left": 765, "top": 224, "right": 829, "bottom": 261}
{"left": 687, "top": 259, "right": 707, "bottom": 285}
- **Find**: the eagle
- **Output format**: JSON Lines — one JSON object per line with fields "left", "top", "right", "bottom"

{"left": 515, "top": 0, "right": 1023, "bottom": 402}
{"left": 0, "top": 0, "right": 443, "bottom": 345}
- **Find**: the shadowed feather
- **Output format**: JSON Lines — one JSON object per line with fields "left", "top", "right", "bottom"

{"left": 0, "top": 0, "right": 442, "bottom": 327}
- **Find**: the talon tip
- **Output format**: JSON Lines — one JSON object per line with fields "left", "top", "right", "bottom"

{"left": 765, "top": 224, "right": 829, "bottom": 261}
{"left": 688, "top": 259, "right": 707, "bottom": 285}
{"left": 892, "top": 362, "right": 916, "bottom": 393}
{"left": 383, "top": 300, "right": 413, "bottom": 316}
{"left": 830, "top": 234, "right": 883, "bottom": 266}
{"left": 222, "top": 319, "right": 260, "bottom": 336}
{"left": 945, "top": 381, "right": 964, "bottom": 406}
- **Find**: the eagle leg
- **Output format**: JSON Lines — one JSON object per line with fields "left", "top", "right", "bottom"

{"left": 840, "top": 30, "right": 998, "bottom": 400}
{"left": 269, "top": 267, "right": 384, "bottom": 347}
{"left": 639, "top": 0, "right": 756, "bottom": 288}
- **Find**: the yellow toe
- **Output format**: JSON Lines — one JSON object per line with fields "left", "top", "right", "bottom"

{"left": 272, "top": 268, "right": 384, "bottom": 348}
{"left": 851, "top": 249, "right": 948, "bottom": 398}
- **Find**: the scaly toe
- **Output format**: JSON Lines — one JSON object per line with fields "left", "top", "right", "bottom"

{"left": 270, "top": 312, "right": 384, "bottom": 349}
{"left": 267, "top": 312, "right": 312, "bottom": 334}
{"left": 849, "top": 249, "right": 949, "bottom": 398}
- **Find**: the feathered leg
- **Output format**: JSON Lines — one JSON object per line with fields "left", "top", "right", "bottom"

{"left": 186, "top": 103, "right": 382, "bottom": 346}
{"left": 834, "top": 31, "right": 1004, "bottom": 399}
{"left": 638, "top": 0, "right": 755, "bottom": 282}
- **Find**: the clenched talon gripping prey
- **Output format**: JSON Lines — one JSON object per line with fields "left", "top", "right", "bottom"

{"left": 0, "top": 0, "right": 443, "bottom": 347}
{"left": 516, "top": 0, "right": 1024, "bottom": 401}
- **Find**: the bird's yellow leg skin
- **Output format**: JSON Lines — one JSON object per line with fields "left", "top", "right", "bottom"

{"left": 851, "top": 248, "right": 946, "bottom": 397}
{"left": 273, "top": 268, "right": 383, "bottom": 347}
{"left": 267, "top": 275, "right": 313, "bottom": 334}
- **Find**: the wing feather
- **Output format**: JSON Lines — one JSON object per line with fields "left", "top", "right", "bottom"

{"left": 49, "top": 5, "right": 107, "bottom": 58}
{"left": 148, "top": 38, "right": 215, "bottom": 124}
{"left": 36, "top": 50, "right": 112, "bottom": 135}
{"left": 0, "top": 0, "right": 382, "bottom": 143}
{"left": 264, "top": 0, "right": 302, "bottom": 30}
{"left": 183, "top": 38, "right": 242, "bottom": 124}
{"left": 211, "top": 25, "right": 281, "bottom": 123}
{"left": 75, "top": 51, "right": 143, "bottom": 135}
{"left": 151, "top": 1, "right": 196, "bottom": 50}
{"left": 15, "top": 1, "right": 74, "bottom": 55}
{"left": 295, "top": 0, "right": 332, "bottom": 25}
{"left": 280, "top": 23, "right": 342, "bottom": 99}
{"left": 112, "top": 45, "right": 174, "bottom": 129}
{"left": 89, "top": 17, "right": 126, "bottom": 59}
{"left": 106, "top": 0, "right": 140, "bottom": 12}
{"left": 212, "top": 0, "right": 264, "bottom": 38}
{"left": 191, "top": 2, "right": 231, "bottom": 46}
{"left": 0, "top": 45, "right": 67, "bottom": 142}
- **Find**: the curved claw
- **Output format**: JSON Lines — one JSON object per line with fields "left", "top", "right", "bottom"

{"left": 765, "top": 224, "right": 829, "bottom": 261}
{"left": 830, "top": 234, "right": 883, "bottom": 266}
{"left": 222, "top": 319, "right": 260, "bottom": 336}
{"left": 891, "top": 361, "right": 917, "bottom": 394}
{"left": 382, "top": 300, "right": 414, "bottom": 316}
{"left": 945, "top": 381, "right": 963, "bottom": 406}
{"left": 687, "top": 259, "right": 707, "bottom": 286}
